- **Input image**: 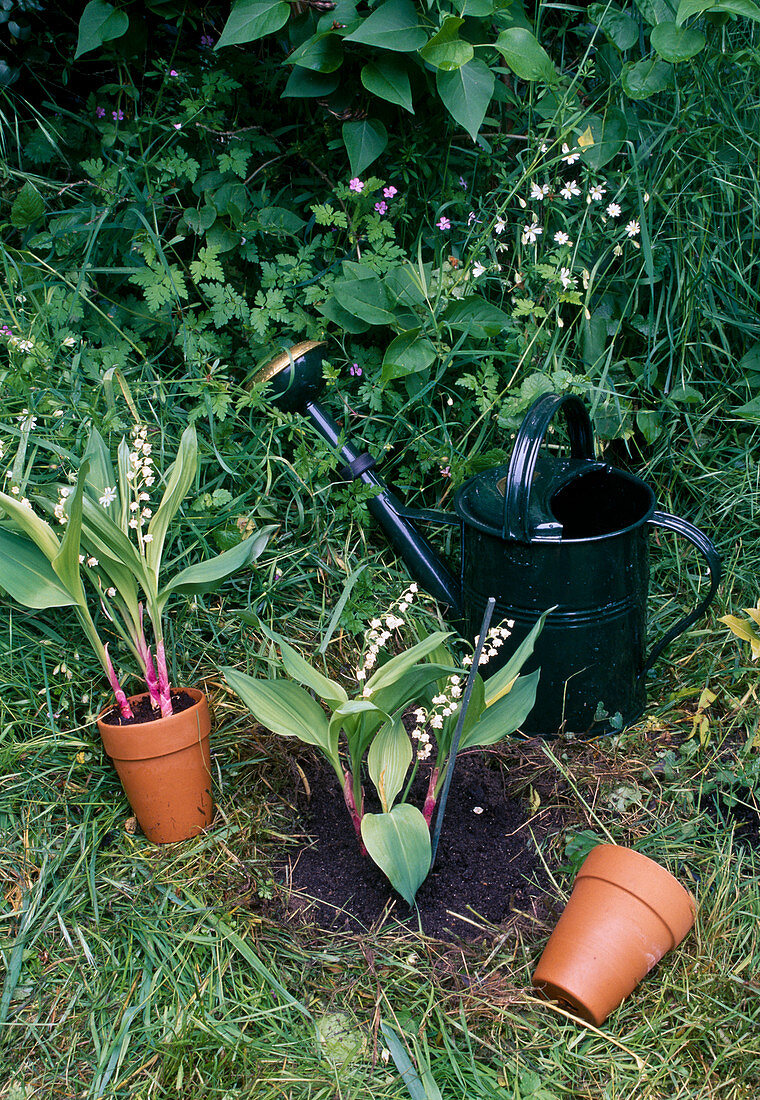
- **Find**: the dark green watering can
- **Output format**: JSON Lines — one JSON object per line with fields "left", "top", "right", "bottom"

{"left": 255, "top": 342, "right": 721, "bottom": 737}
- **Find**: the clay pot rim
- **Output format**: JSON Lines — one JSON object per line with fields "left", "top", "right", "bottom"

{"left": 579, "top": 843, "right": 696, "bottom": 937}
{"left": 97, "top": 687, "right": 211, "bottom": 761}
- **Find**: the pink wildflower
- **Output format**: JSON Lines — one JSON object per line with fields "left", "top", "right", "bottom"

{"left": 349, "top": 178, "right": 364, "bottom": 193}
{"left": 383, "top": 186, "right": 397, "bottom": 199}
{"left": 374, "top": 201, "right": 387, "bottom": 215}
{"left": 437, "top": 216, "right": 451, "bottom": 231}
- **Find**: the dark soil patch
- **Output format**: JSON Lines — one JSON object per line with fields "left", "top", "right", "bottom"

{"left": 274, "top": 752, "right": 553, "bottom": 941}
{"left": 100, "top": 690, "right": 197, "bottom": 726}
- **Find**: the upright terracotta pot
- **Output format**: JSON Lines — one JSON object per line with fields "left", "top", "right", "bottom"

{"left": 97, "top": 687, "right": 214, "bottom": 844}
{"left": 532, "top": 844, "right": 696, "bottom": 1025}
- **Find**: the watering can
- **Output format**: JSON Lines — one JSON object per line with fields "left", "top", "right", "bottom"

{"left": 255, "top": 342, "right": 721, "bottom": 736}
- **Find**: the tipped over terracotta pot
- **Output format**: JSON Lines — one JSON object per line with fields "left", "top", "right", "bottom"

{"left": 532, "top": 844, "right": 696, "bottom": 1025}
{"left": 97, "top": 687, "right": 214, "bottom": 844}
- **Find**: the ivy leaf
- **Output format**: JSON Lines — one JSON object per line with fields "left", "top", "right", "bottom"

{"left": 419, "top": 16, "right": 473, "bottom": 71}
{"left": 361, "top": 58, "right": 414, "bottom": 113}
{"left": 343, "top": 0, "right": 427, "bottom": 51}
{"left": 342, "top": 118, "right": 388, "bottom": 175}
{"left": 11, "top": 181, "right": 44, "bottom": 228}
{"left": 75, "top": 0, "right": 129, "bottom": 59}
{"left": 216, "top": 0, "right": 290, "bottom": 48}
{"left": 436, "top": 60, "right": 494, "bottom": 140}
{"left": 650, "top": 20, "right": 706, "bottom": 58}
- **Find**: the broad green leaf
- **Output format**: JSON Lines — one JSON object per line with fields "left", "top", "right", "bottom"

{"left": 282, "top": 67, "right": 340, "bottom": 98}
{"left": 737, "top": 342, "right": 760, "bottom": 374}
{"left": 78, "top": 496, "right": 146, "bottom": 581}
{"left": 216, "top": 0, "right": 290, "bottom": 48}
{"left": 650, "top": 20, "right": 706, "bottom": 58}
{"left": 676, "top": 0, "right": 760, "bottom": 20}
{"left": 361, "top": 804, "right": 431, "bottom": 906}
{"left": 621, "top": 58, "right": 673, "bottom": 98}
{"left": 381, "top": 329, "right": 437, "bottom": 384}
{"left": 364, "top": 632, "right": 453, "bottom": 695}
{"left": 318, "top": 296, "right": 372, "bottom": 334}
{"left": 484, "top": 610, "right": 549, "bottom": 706}
{"left": 82, "top": 428, "right": 118, "bottom": 518}
{"left": 367, "top": 718, "right": 412, "bottom": 812}
{"left": 289, "top": 32, "right": 344, "bottom": 72}
{"left": 436, "top": 60, "right": 494, "bottom": 141}
{"left": 333, "top": 274, "right": 395, "bottom": 326}
{"left": 370, "top": 662, "right": 460, "bottom": 717}
{"left": 0, "top": 490, "right": 60, "bottom": 561}
{"left": 146, "top": 425, "right": 198, "bottom": 577}
{"left": 734, "top": 396, "right": 760, "bottom": 418}
{"left": 443, "top": 295, "right": 510, "bottom": 338}
{"left": 328, "top": 700, "right": 386, "bottom": 758}
{"left": 0, "top": 528, "right": 77, "bottom": 609}
{"left": 343, "top": 0, "right": 427, "bottom": 51}
{"left": 580, "top": 108, "right": 628, "bottom": 172}
{"left": 342, "top": 119, "right": 388, "bottom": 176}
{"left": 460, "top": 669, "right": 540, "bottom": 748}
{"left": 11, "top": 181, "right": 45, "bottom": 228}
{"left": 587, "top": 4, "right": 640, "bottom": 49}
{"left": 380, "top": 1020, "right": 444, "bottom": 1100}
{"left": 459, "top": 0, "right": 494, "bottom": 13}
{"left": 222, "top": 668, "right": 340, "bottom": 767}
{"left": 75, "top": 0, "right": 129, "bottom": 59}
{"left": 51, "top": 467, "right": 87, "bottom": 604}
{"left": 495, "top": 28, "right": 557, "bottom": 82}
{"left": 260, "top": 623, "right": 348, "bottom": 708}
{"left": 361, "top": 59, "right": 414, "bottom": 113}
{"left": 419, "top": 17, "right": 473, "bottom": 71}
{"left": 634, "top": 0, "right": 677, "bottom": 21}
{"left": 159, "top": 526, "right": 275, "bottom": 603}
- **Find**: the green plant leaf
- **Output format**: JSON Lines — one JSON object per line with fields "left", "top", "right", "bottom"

{"left": 51, "top": 467, "right": 87, "bottom": 604}
{"left": 215, "top": 0, "right": 290, "bottom": 48}
{"left": 282, "top": 66, "right": 340, "bottom": 98}
{"left": 0, "top": 491, "right": 60, "bottom": 561}
{"left": 635, "top": 0, "right": 677, "bottom": 22}
{"left": 676, "top": 0, "right": 760, "bottom": 21}
{"left": 419, "top": 16, "right": 473, "bottom": 71}
{"left": 260, "top": 623, "right": 348, "bottom": 708}
{"left": 435, "top": 60, "right": 494, "bottom": 141}
{"left": 381, "top": 329, "right": 437, "bottom": 384}
{"left": 328, "top": 700, "right": 386, "bottom": 758}
{"left": 367, "top": 717, "right": 412, "bottom": 812}
{"left": 460, "top": 669, "right": 540, "bottom": 748}
{"left": 361, "top": 804, "right": 431, "bottom": 905}
{"left": 443, "top": 295, "right": 510, "bottom": 338}
{"left": 580, "top": 108, "right": 628, "bottom": 172}
{"left": 495, "top": 28, "right": 557, "bottom": 82}
{"left": 342, "top": 0, "right": 427, "bottom": 51}
{"left": 81, "top": 428, "right": 118, "bottom": 518}
{"left": 342, "top": 119, "right": 388, "bottom": 176}
{"left": 159, "top": 526, "right": 274, "bottom": 603}
{"left": 75, "top": 1, "right": 129, "bottom": 59}
{"left": 333, "top": 274, "right": 395, "bottom": 326}
{"left": 222, "top": 668, "right": 340, "bottom": 768}
{"left": 11, "top": 181, "right": 44, "bottom": 229}
{"left": 364, "top": 632, "right": 453, "bottom": 695}
{"left": 370, "top": 663, "right": 459, "bottom": 717}
{"left": 621, "top": 58, "right": 673, "bottom": 98}
{"left": 484, "top": 610, "right": 550, "bottom": 706}
{"left": 361, "top": 59, "right": 414, "bottom": 113}
{"left": 650, "top": 20, "right": 706, "bottom": 58}
{"left": 289, "top": 32, "right": 344, "bottom": 72}
{"left": 0, "top": 528, "right": 77, "bottom": 609}
{"left": 587, "top": 4, "right": 640, "bottom": 49}
{"left": 145, "top": 425, "right": 198, "bottom": 578}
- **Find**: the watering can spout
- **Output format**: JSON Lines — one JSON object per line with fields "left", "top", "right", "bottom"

{"left": 252, "top": 342, "right": 463, "bottom": 614}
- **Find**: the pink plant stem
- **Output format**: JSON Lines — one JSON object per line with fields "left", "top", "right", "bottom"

{"left": 104, "top": 644, "right": 133, "bottom": 720}
{"left": 343, "top": 771, "right": 366, "bottom": 855}
{"left": 137, "top": 604, "right": 161, "bottom": 710}
{"left": 422, "top": 767, "right": 440, "bottom": 826}
{"left": 155, "top": 640, "right": 173, "bottom": 718}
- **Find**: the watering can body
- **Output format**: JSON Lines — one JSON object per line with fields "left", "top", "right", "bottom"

{"left": 256, "top": 344, "right": 721, "bottom": 738}
{"left": 450, "top": 395, "right": 721, "bottom": 735}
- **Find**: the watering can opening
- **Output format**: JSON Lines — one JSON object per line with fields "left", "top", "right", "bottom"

{"left": 548, "top": 467, "right": 655, "bottom": 542}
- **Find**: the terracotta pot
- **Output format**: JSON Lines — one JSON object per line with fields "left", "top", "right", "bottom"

{"left": 97, "top": 688, "right": 214, "bottom": 844}
{"left": 532, "top": 844, "right": 696, "bottom": 1025}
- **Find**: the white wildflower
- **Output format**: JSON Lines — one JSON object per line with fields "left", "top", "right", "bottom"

{"left": 606, "top": 202, "right": 622, "bottom": 218}
{"left": 530, "top": 182, "right": 550, "bottom": 201}
{"left": 560, "top": 180, "right": 581, "bottom": 200}
{"left": 553, "top": 231, "right": 571, "bottom": 246}
{"left": 471, "top": 262, "right": 486, "bottom": 278}
{"left": 559, "top": 267, "right": 577, "bottom": 289}
{"left": 521, "top": 222, "right": 543, "bottom": 245}
{"left": 588, "top": 184, "right": 606, "bottom": 202}
{"left": 86, "top": 556, "right": 98, "bottom": 567}
{"left": 99, "top": 486, "right": 117, "bottom": 507}
{"left": 106, "top": 587, "right": 116, "bottom": 597}
{"left": 625, "top": 219, "right": 641, "bottom": 238}
{"left": 494, "top": 217, "right": 507, "bottom": 235}
{"left": 561, "top": 142, "right": 580, "bottom": 164}
{"left": 143, "top": 533, "right": 154, "bottom": 543}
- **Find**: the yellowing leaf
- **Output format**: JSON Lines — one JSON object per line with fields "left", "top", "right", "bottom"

{"left": 577, "top": 125, "right": 595, "bottom": 148}
{"left": 486, "top": 672, "right": 517, "bottom": 707}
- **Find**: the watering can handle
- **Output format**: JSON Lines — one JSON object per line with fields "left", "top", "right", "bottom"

{"left": 503, "top": 392, "right": 594, "bottom": 541}
{"left": 642, "top": 511, "right": 722, "bottom": 675}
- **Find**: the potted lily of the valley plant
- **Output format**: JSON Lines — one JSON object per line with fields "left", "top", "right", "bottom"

{"left": 0, "top": 421, "right": 274, "bottom": 842}
{"left": 222, "top": 589, "right": 545, "bottom": 907}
